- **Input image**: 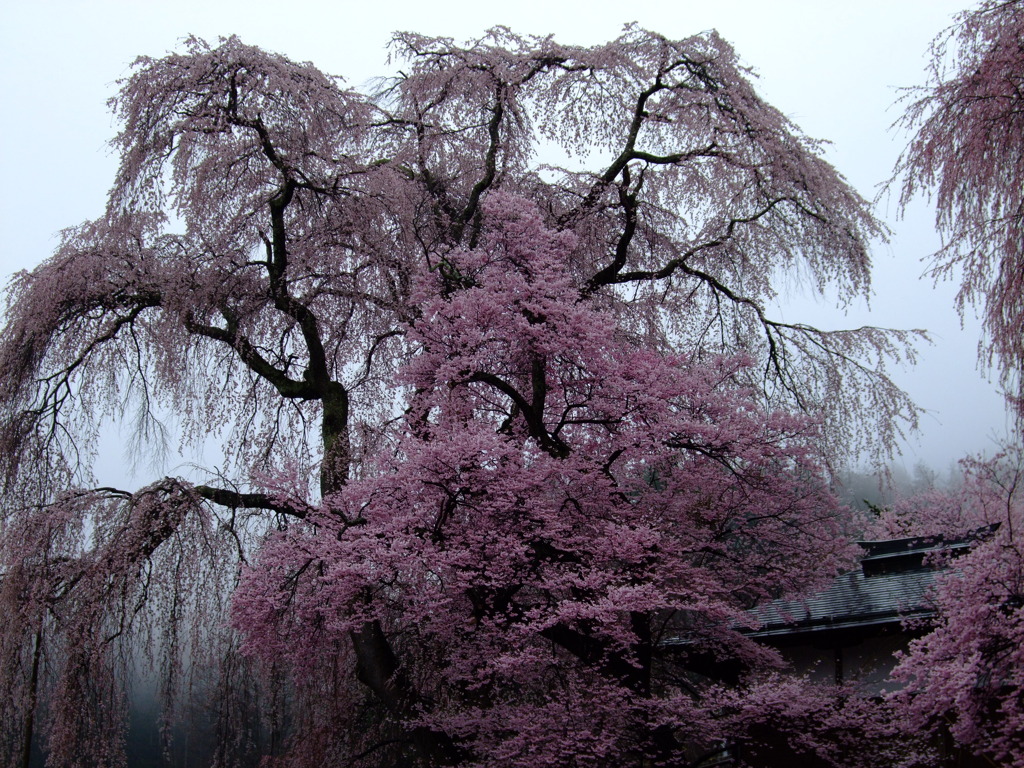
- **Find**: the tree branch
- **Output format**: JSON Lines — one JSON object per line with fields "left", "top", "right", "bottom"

{"left": 193, "top": 484, "right": 309, "bottom": 518}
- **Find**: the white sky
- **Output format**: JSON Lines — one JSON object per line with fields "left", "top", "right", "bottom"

{"left": 0, "top": 0, "right": 1012, "bottom": 476}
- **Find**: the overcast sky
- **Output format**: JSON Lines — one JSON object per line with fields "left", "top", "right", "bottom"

{"left": 0, "top": 0, "right": 1012, "bottom": 478}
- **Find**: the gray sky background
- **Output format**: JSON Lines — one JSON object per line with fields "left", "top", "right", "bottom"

{"left": 0, "top": 0, "right": 1012, "bottom": 480}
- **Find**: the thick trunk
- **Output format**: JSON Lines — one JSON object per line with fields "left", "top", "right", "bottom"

{"left": 20, "top": 628, "right": 42, "bottom": 768}
{"left": 350, "top": 620, "right": 461, "bottom": 766}
{"left": 320, "top": 382, "right": 350, "bottom": 496}
{"left": 321, "top": 407, "right": 456, "bottom": 764}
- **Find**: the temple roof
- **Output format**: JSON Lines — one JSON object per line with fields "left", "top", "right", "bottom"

{"left": 746, "top": 565, "right": 938, "bottom": 637}
{"left": 745, "top": 526, "right": 997, "bottom": 638}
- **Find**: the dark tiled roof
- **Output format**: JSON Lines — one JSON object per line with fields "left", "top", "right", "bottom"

{"left": 745, "top": 528, "right": 999, "bottom": 638}
{"left": 746, "top": 566, "right": 938, "bottom": 637}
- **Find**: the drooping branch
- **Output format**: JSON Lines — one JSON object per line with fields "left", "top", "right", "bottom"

{"left": 892, "top": 0, "right": 1024, "bottom": 421}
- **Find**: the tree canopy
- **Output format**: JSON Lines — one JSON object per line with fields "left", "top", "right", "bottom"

{"left": 0, "top": 28, "right": 923, "bottom": 767}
